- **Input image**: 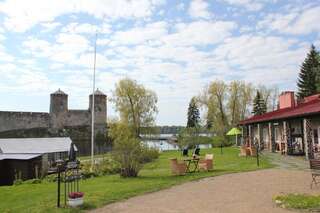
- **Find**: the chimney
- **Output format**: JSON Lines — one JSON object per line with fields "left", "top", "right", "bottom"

{"left": 279, "top": 91, "right": 295, "bottom": 109}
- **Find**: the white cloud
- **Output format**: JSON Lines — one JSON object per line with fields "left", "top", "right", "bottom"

{"left": 40, "top": 22, "right": 62, "bottom": 32}
{"left": 23, "top": 33, "right": 90, "bottom": 63}
{"left": 0, "top": 0, "right": 165, "bottom": 32}
{"left": 188, "top": 0, "right": 212, "bottom": 19}
{"left": 211, "top": 35, "right": 307, "bottom": 87}
{"left": 220, "top": 0, "right": 269, "bottom": 11}
{"left": 111, "top": 21, "right": 168, "bottom": 45}
{"left": 162, "top": 21, "right": 237, "bottom": 46}
{"left": 258, "top": 6, "right": 320, "bottom": 35}
{"left": 61, "top": 22, "right": 111, "bottom": 34}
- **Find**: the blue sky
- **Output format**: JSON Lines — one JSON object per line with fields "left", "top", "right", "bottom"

{"left": 0, "top": 0, "right": 319, "bottom": 125}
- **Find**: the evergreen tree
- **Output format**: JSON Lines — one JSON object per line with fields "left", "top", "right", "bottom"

{"left": 297, "top": 44, "right": 320, "bottom": 99}
{"left": 252, "top": 91, "right": 267, "bottom": 116}
{"left": 187, "top": 97, "right": 200, "bottom": 128}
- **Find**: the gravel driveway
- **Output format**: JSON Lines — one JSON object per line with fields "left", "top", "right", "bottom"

{"left": 91, "top": 168, "right": 319, "bottom": 213}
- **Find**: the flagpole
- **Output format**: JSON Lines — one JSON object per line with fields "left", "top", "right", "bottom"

{"left": 91, "top": 32, "right": 97, "bottom": 170}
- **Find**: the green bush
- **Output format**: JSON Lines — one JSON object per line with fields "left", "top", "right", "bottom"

{"left": 212, "top": 136, "right": 233, "bottom": 147}
{"left": 140, "top": 146, "right": 159, "bottom": 163}
{"left": 43, "top": 174, "right": 57, "bottom": 182}
{"left": 23, "top": 178, "right": 42, "bottom": 184}
{"left": 98, "top": 157, "right": 121, "bottom": 175}
{"left": 13, "top": 179, "right": 23, "bottom": 185}
{"left": 109, "top": 121, "right": 159, "bottom": 177}
{"left": 80, "top": 161, "right": 101, "bottom": 179}
{"left": 80, "top": 156, "right": 121, "bottom": 179}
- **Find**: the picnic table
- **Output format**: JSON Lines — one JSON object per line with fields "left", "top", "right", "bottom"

{"left": 184, "top": 157, "right": 200, "bottom": 173}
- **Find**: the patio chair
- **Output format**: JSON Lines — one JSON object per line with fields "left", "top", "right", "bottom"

{"left": 193, "top": 146, "right": 200, "bottom": 157}
{"left": 199, "top": 154, "right": 213, "bottom": 171}
{"left": 309, "top": 159, "right": 320, "bottom": 188}
{"left": 182, "top": 147, "right": 189, "bottom": 156}
{"left": 250, "top": 146, "right": 257, "bottom": 156}
{"left": 169, "top": 158, "right": 187, "bottom": 175}
{"left": 239, "top": 146, "right": 247, "bottom": 157}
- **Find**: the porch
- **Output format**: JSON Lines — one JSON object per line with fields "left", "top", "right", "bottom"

{"left": 241, "top": 116, "right": 320, "bottom": 159}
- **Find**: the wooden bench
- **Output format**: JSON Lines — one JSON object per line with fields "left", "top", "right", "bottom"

{"left": 309, "top": 159, "right": 320, "bottom": 188}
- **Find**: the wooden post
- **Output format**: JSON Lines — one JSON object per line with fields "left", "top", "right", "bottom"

{"left": 268, "top": 123, "right": 272, "bottom": 152}
{"left": 248, "top": 125, "right": 252, "bottom": 147}
{"left": 283, "top": 121, "right": 286, "bottom": 155}
{"left": 303, "top": 119, "right": 309, "bottom": 160}
{"left": 303, "top": 118, "right": 314, "bottom": 160}
{"left": 258, "top": 124, "right": 261, "bottom": 149}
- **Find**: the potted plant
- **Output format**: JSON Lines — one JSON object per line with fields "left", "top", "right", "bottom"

{"left": 68, "top": 192, "right": 84, "bottom": 207}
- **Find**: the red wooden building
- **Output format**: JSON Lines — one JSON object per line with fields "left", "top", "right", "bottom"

{"left": 239, "top": 92, "right": 320, "bottom": 159}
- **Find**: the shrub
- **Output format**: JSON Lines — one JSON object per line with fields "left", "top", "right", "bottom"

{"left": 13, "top": 179, "right": 23, "bottom": 185}
{"left": 140, "top": 145, "right": 159, "bottom": 163}
{"left": 98, "top": 157, "right": 121, "bottom": 175}
{"left": 80, "top": 156, "right": 121, "bottom": 179}
{"left": 212, "top": 136, "right": 232, "bottom": 147}
{"left": 43, "top": 174, "right": 58, "bottom": 182}
{"left": 80, "top": 161, "right": 100, "bottom": 179}
{"left": 109, "top": 121, "right": 159, "bottom": 177}
{"left": 23, "top": 178, "right": 42, "bottom": 184}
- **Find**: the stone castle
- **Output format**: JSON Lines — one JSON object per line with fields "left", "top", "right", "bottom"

{"left": 0, "top": 89, "right": 108, "bottom": 155}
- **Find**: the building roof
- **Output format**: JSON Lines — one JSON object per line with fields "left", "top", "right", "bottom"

{"left": 239, "top": 98, "right": 320, "bottom": 125}
{"left": 90, "top": 89, "right": 106, "bottom": 96}
{"left": 51, "top": 89, "right": 67, "bottom": 95}
{"left": 0, "top": 137, "right": 75, "bottom": 155}
{"left": 0, "top": 153, "right": 41, "bottom": 160}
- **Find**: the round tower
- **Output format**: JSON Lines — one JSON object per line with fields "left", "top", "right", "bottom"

{"left": 49, "top": 89, "right": 68, "bottom": 129}
{"left": 89, "top": 89, "right": 107, "bottom": 126}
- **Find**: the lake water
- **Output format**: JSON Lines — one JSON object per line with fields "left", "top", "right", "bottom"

{"left": 143, "top": 140, "right": 179, "bottom": 151}
{"left": 141, "top": 133, "right": 213, "bottom": 151}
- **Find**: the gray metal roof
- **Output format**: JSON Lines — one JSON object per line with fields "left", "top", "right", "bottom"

{"left": 0, "top": 153, "right": 41, "bottom": 160}
{"left": 0, "top": 137, "right": 75, "bottom": 154}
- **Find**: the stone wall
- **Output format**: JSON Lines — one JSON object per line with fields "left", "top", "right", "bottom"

{"left": 0, "top": 111, "right": 49, "bottom": 132}
{"left": 66, "top": 110, "right": 90, "bottom": 127}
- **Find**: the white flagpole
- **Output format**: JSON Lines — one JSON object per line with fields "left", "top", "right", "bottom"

{"left": 91, "top": 32, "right": 97, "bottom": 170}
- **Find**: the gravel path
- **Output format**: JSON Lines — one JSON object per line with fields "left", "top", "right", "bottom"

{"left": 263, "top": 152, "right": 309, "bottom": 170}
{"left": 91, "top": 169, "right": 319, "bottom": 213}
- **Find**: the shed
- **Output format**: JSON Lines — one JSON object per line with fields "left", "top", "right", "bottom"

{"left": 0, "top": 137, "right": 76, "bottom": 185}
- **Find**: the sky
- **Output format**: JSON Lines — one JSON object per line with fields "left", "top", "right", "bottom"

{"left": 0, "top": 0, "right": 320, "bottom": 126}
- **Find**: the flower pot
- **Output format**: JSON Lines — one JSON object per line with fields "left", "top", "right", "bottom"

{"left": 68, "top": 197, "right": 83, "bottom": 207}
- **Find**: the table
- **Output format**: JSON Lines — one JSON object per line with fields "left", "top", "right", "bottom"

{"left": 184, "top": 158, "right": 200, "bottom": 173}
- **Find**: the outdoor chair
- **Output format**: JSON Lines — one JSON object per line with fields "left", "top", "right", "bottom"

{"left": 199, "top": 154, "right": 213, "bottom": 171}
{"left": 170, "top": 158, "right": 187, "bottom": 175}
{"left": 249, "top": 146, "right": 257, "bottom": 156}
{"left": 239, "top": 146, "right": 248, "bottom": 157}
{"left": 182, "top": 147, "right": 189, "bottom": 156}
{"left": 193, "top": 146, "right": 200, "bottom": 157}
{"left": 309, "top": 159, "right": 320, "bottom": 188}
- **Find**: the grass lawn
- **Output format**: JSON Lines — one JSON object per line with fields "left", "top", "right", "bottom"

{"left": 274, "top": 194, "right": 320, "bottom": 211}
{"left": 0, "top": 147, "right": 273, "bottom": 213}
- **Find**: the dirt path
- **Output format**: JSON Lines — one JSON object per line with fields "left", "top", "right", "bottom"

{"left": 91, "top": 169, "right": 319, "bottom": 213}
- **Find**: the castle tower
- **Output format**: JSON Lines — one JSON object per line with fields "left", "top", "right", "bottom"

{"left": 49, "top": 89, "right": 68, "bottom": 129}
{"left": 89, "top": 89, "right": 107, "bottom": 127}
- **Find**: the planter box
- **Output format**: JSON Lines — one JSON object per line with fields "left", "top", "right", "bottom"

{"left": 68, "top": 197, "right": 83, "bottom": 207}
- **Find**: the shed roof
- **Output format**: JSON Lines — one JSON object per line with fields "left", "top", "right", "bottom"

{"left": 0, "top": 137, "right": 75, "bottom": 154}
{"left": 0, "top": 153, "right": 41, "bottom": 160}
{"left": 239, "top": 99, "right": 320, "bottom": 125}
